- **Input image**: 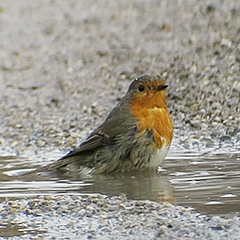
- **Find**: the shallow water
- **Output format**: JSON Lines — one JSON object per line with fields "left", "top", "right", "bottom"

{"left": 0, "top": 144, "right": 240, "bottom": 216}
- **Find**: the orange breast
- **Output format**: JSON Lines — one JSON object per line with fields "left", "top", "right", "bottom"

{"left": 132, "top": 107, "right": 173, "bottom": 148}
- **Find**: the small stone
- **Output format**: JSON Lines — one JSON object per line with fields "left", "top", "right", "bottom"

{"left": 190, "top": 120, "right": 201, "bottom": 128}
{"left": 220, "top": 135, "right": 231, "bottom": 141}
{"left": 65, "top": 136, "right": 75, "bottom": 146}
{"left": 162, "top": 202, "right": 173, "bottom": 208}
{"left": 107, "top": 205, "right": 119, "bottom": 212}
{"left": 221, "top": 39, "right": 232, "bottom": 48}
{"left": 36, "top": 139, "right": 46, "bottom": 147}
{"left": 190, "top": 103, "right": 199, "bottom": 111}
{"left": 206, "top": 3, "right": 216, "bottom": 12}
{"left": 226, "top": 127, "right": 238, "bottom": 136}
{"left": 200, "top": 137, "right": 214, "bottom": 147}
{"left": 201, "top": 123, "right": 209, "bottom": 130}
{"left": 78, "top": 209, "right": 86, "bottom": 217}
{"left": 159, "top": 225, "right": 168, "bottom": 231}
{"left": 44, "top": 195, "right": 53, "bottom": 201}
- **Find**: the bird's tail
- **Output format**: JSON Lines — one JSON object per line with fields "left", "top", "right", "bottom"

{"left": 21, "top": 154, "right": 79, "bottom": 176}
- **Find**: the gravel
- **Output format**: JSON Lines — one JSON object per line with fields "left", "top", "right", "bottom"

{"left": 1, "top": 194, "right": 240, "bottom": 239}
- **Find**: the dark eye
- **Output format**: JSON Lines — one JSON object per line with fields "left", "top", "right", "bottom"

{"left": 138, "top": 84, "right": 145, "bottom": 92}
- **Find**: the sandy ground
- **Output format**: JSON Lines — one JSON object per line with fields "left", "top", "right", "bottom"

{"left": 0, "top": 0, "right": 240, "bottom": 239}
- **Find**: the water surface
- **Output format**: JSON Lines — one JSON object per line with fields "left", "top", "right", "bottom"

{"left": 0, "top": 144, "right": 240, "bottom": 216}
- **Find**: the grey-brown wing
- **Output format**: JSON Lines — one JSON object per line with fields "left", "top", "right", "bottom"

{"left": 60, "top": 131, "right": 114, "bottom": 159}
{"left": 23, "top": 100, "right": 136, "bottom": 175}
{"left": 22, "top": 132, "right": 112, "bottom": 175}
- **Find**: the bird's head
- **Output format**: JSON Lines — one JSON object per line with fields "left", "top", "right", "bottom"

{"left": 127, "top": 75, "right": 168, "bottom": 110}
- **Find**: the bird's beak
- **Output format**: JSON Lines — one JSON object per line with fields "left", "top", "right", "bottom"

{"left": 157, "top": 84, "right": 168, "bottom": 91}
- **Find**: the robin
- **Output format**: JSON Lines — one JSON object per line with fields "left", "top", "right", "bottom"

{"left": 29, "top": 75, "right": 173, "bottom": 174}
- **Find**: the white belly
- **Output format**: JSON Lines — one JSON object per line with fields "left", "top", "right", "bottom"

{"left": 148, "top": 142, "right": 169, "bottom": 168}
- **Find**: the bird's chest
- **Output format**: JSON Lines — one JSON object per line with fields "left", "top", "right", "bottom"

{"left": 136, "top": 107, "right": 173, "bottom": 148}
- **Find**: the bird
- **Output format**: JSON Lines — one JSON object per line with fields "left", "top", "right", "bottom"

{"left": 27, "top": 75, "right": 173, "bottom": 175}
